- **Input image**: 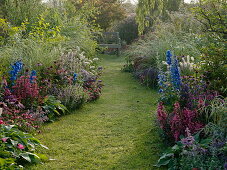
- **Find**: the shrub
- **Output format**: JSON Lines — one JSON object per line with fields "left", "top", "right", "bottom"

{"left": 156, "top": 126, "right": 226, "bottom": 170}
{"left": 0, "top": 123, "right": 48, "bottom": 169}
{"left": 56, "top": 85, "right": 88, "bottom": 111}
{"left": 111, "top": 15, "right": 138, "bottom": 45}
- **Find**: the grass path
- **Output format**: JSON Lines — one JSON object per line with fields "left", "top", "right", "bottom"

{"left": 31, "top": 55, "right": 164, "bottom": 169}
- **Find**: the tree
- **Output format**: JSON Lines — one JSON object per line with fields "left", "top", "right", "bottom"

{"left": 136, "top": 0, "right": 182, "bottom": 34}
{"left": 0, "top": 0, "right": 44, "bottom": 26}
{"left": 70, "top": 0, "right": 126, "bottom": 30}
{"left": 192, "top": 0, "right": 227, "bottom": 38}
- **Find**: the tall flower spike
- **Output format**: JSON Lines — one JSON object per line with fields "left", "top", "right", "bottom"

{"left": 73, "top": 73, "right": 77, "bottom": 81}
{"left": 170, "top": 58, "right": 181, "bottom": 90}
{"left": 166, "top": 50, "right": 172, "bottom": 65}
{"left": 30, "top": 70, "right": 37, "bottom": 83}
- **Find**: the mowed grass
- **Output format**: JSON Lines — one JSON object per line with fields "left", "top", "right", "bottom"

{"left": 30, "top": 55, "right": 164, "bottom": 169}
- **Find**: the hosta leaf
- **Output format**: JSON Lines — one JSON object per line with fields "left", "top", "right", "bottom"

{"left": 155, "top": 153, "right": 174, "bottom": 167}
{"left": 20, "top": 153, "right": 31, "bottom": 162}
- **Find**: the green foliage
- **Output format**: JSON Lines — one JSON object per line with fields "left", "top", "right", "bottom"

{"left": 1, "top": 0, "right": 44, "bottom": 26}
{"left": 192, "top": 0, "right": 227, "bottom": 38}
{"left": 42, "top": 96, "right": 68, "bottom": 121}
{"left": 0, "top": 18, "right": 22, "bottom": 46}
{"left": 0, "top": 124, "right": 48, "bottom": 169}
{"left": 136, "top": 0, "right": 183, "bottom": 34}
{"left": 156, "top": 125, "right": 226, "bottom": 170}
{"left": 200, "top": 97, "right": 227, "bottom": 130}
{"left": 190, "top": 0, "right": 227, "bottom": 95}
{"left": 111, "top": 15, "right": 138, "bottom": 44}
{"left": 124, "top": 11, "right": 201, "bottom": 88}
{"left": 57, "top": 85, "right": 88, "bottom": 111}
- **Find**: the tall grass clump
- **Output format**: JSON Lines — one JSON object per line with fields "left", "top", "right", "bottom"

{"left": 123, "top": 11, "right": 202, "bottom": 88}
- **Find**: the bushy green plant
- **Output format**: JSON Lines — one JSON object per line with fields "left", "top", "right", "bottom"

{"left": 41, "top": 95, "right": 68, "bottom": 121}
{"left": 200, "top": 97, "right": 227, "bottom": 130}
{"left": 111, "top": 15, "right": 138, "bottom": 44}
{"left": 156, "top": 125, "right": 226, "bottom": 170}
{"left": 57, "top": 85, "right": 88, "bottom": 111}
{"left": 0, "top": 123, "right": 48, "bottom": 169}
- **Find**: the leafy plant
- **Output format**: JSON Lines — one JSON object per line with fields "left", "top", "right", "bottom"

{"left": 56, "top": 85, "right": 88, "bottom": 111}
{"left": 41, "top": 95, "right": 68, "bottom": 121}
{"left": 0, "top": 123, "right": 48, "bottom": 169}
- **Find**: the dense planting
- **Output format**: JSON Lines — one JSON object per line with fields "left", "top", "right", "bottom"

{"left": 124, "top": 0, "right": 226, "bottom": 169}
{"left": 0, "top": 0, "right": 104, "bottom": 168}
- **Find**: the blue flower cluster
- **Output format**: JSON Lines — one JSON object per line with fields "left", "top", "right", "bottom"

{"left": 158, "top": 72, "right": 167, "bottom": 93}
{"left": 30, "top": 70, "right": 37, "bottom": 83}
{"left": 166, "top": 50, "right": 172, "bottom": 65}
{"left": 170, "top": 58, "right": 181, "bottom": 90}
{"left": 73, "top": 73, "right": 77, "bottom": 81}
{"left": 9, "top": 61, "right": 23, "bottom": 81}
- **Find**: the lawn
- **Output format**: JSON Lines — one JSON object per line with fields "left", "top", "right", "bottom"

{"left": 30, "top": 55, "right": 164, "bottom": 169}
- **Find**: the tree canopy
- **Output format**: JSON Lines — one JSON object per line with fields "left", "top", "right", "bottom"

{"left": 136, "top": 0, "right": 182, "bottom": 34}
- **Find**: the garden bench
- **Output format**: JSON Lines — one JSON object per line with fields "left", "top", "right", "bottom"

{"left": 98, "top": 32, "right": 121, "bottom": 56}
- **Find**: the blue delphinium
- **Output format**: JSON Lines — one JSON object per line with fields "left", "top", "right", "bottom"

{"left": 30, "top": 70, "right": 37, "bottom": 83}
{"left": 166, "top": 50, "right": 172, "bottom": 65}
{"left": 170, "top": 58, "right": 181, "bottom": 90}
{"left": 73, "top": 73, "right": 77, "bottom": 81}
{"left": 9, "top": 61, "right": 23, "bottom": 81}
{"left": 158, "top": 72, "right": 167, "bottom": 93}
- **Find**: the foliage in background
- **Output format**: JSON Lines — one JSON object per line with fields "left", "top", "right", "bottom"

{"left": 123, "top": 10, "right": 201, "bottom": 88}
{"left": 136, "top": 0, "right": 183, "bottom": 34}
{"left": 111, "top": 15, "right": 138, "bottom": 45}
{"left": 190, "top": 0, "right": 227, "bottom": 96}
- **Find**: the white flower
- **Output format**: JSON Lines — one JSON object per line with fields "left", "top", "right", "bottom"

{"left": 76, "top": 46, "right": 80, "bottom": 51}
{"left": 191, "top": 57, "right": 195, "bottom": 62}
{"left": 90, "top": 66, "right": 95, "bottom": 69}
{"left": 84, "top": 62, "right": 90, "bottom": 65}
{"left": 93, "top": 58, "right": 99, "bottom": 61}
{"left": 79, "top": 54, "right": 85, "bottom": 60}
{"left": 179, "top": 62, "right": 184, "bottom": 68}
{"left": 162, "top": 61, "right": 168, "bottom": 65}
{"left": 187, "top": 55, "right": 190, "bottom": 63}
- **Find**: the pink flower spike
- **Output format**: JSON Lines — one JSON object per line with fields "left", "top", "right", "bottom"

{"left": 1, "top": 138, "right": 8, "bottom": 142}
{"left": 17, "top": 143, "right": 25, "bottom": 149}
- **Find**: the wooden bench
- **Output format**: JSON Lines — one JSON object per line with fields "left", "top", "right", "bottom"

{"left": 98, "top": 32, "right": 121, "bottom": 56}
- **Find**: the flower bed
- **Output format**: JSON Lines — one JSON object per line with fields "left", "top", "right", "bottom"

{"left": 155, "top": 50, "right": 226, "bottom": 169}
{"left": 0, "top": 47, "right": 103, "bottom": 168}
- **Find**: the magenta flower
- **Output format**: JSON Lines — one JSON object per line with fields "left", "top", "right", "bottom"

{"left": 0, "top": 120, "right": 4, "bottom": 124}
{"left": 17, "top": 143, "right": 25, "bottom": 149}
{"left": 1, "top": 138, "right": 8, "bottom": 143}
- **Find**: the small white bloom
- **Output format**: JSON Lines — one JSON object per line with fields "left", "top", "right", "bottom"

{"left": 93, "top": 58, "right": 99, "bottom": 61}
{"left": 84, "top": 62, "right": 90, "bottom": 65}
{"left": 191, "top": 57, "right": 195, "bottom": 62}
{"left": 162, "top": 61, "right": 168, "bottom": 65}
{"left": 187, "top": 55, "right": 190, "bottom": 63}
{"left": 90, "top": 66, "right": 95, "bottom": 69}
{"left": 179, "top": 62, "right": 184, "bottom": 68}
